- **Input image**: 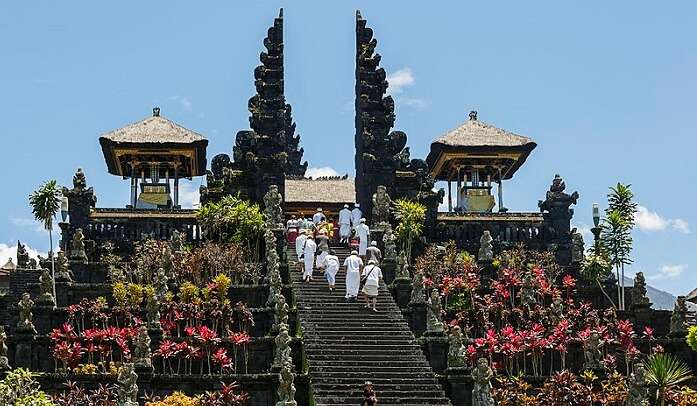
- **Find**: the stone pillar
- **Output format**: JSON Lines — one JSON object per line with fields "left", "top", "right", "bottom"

{"left": 447, "top": 180, "right": 452, "bottom": 212}
{"left": 446, "top": 367, "right": 472, "bottom": 406}
{"left": 408, "top": 303, "right": 426, "bottom": 337}
{"left": 392, "top": 277, "right": 411, "bottom": 308}
{"left": 381, "top": 258, "right": 396, "bottom": 285}
{"left": 13, "top": 329, "right": 34, "bottom": 369}
{"left": 130, "top": 175, "right": 137, "bottom": 208}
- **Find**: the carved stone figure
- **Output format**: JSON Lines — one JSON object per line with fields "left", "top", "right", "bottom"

{"left": 146, "top": 292, "right": 161, "bottom": 330}
{"left": 670, "top": 296, "right": 688, "bottom": 335}
{"left": 276, "top": 358, "right": 297, "bottom": 406}
{"left": 571, "top": 228, "right": 585, "bottom": 264}
{"left": 16, "top": 240, "right": 30, "bottom": 269}
{"left": 70, "top": 228, "right": 88, "bottom": 264}
{"left": 17, "top": 293, "right": 35, "bottom": 331}
{"left": 362, "top": 381, "right": 378, "bottom": 406}
{"left": 274, "top": 322, "right": 292, "bottom": 369}
{"left": 153, "top": 267, "right": 169, "bottom": 301}
{"left": 395, "top": 250, "right": 409, "bottom": 279}
{"left": 471, "top": 358, "right": 495, "bottom": 406}
{"left": 631, "top": 272, "right": 651, "bottom": 308}
{"left": 55, "top": 251, "right": 73, "bottom": 282}
{"left": 0, "top": 326, "right": 9, "bottom": 370}
{"left": 549, "top": 297, "right": 564, "bottom": 326}
{"left": 169, "top": 230, "right": 184, "bottom": 253}
{"left": 409, "top": 270, "right": 425, "bottom": 304}
{"left": 382, "top": 224, "right": 397, "bottom": 261}
{"left": 426, "top": 290, "right": 444, "bottom": 334}
{"left": 626, "top": 363, "right": 649, "bottom": 406}
{"left": 264, "top": 184, "right": 284, "bottom": 229}
{"left": 266, "top": 264, "right": 283, "bottom": 307}
{"left": 583, "top": 332, "right": 603, "bottom": 370}
{"left": 117, "top": 363, "right": 139, "bottom": 406}
{"left": 274, "top": 293, "right": 289, "bottom": 333}
{"left": 478, "top": 231, "right": 493, "bottom": 262}
{"left": 73, "top": 167, "right": 87, "bottom": 191}
{"left": 520, "top": 271, "right": 538, "bottom": 306}
{"left": 447, "top": 326, "right": 466, "bottom": 368}
{"left": 133, "top": 325, "right": 152, "bottom": 370}
{"left": 371, "top": 185, "right": 392, "bottom": 226}
{"left": 38, "top": 268, "right": 55, "bottom": 305}
{"left": 539, "top": 174, "right": 579, "bottom": 212}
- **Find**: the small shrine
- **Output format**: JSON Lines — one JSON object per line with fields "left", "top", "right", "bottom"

{"left": 426, "top": 111, "right": 537, "bottom": 213}
{"left": 99, "top": 108, "right": 208, "bottom": 209}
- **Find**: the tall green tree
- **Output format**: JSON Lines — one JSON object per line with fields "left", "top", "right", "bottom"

{"left": 29, "top": 180, "right": 62, "bottom": 307}
{"left": 393, "top": 199, "right": 426, "bottom": 264}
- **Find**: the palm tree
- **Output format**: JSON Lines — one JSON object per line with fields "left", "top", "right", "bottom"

{"left": 601, "top": 209, "right": 632, "bottom": 310}
{"left": 604, "top": 183, "right": 637, "bottom": 310}
{"left": 29, "top": 180, "right": 62, "bottom": 307}
{"left": 643, "top": 353, "right": 693, "bottom": 406}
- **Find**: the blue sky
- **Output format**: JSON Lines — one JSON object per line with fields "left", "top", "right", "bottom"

{"left": 0, "top": 1, "right": 695, "bottom": 295}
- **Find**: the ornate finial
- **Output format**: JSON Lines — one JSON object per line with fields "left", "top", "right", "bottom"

{"left": 279, "top": 8, "right": 283, "bottom": 18}
{"left": 469, "top": 110, "right": 478, "bottom": 121}
{"left": 152, "top": 107, "right": 160, "bottom": 117}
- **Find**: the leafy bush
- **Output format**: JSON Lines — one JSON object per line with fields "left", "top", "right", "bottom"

{"left": 686, "top": 325, "right": 697, "bottom": 352}
{"left": 0, "top": 368, "right": 55, "bottom": 406}
{"left": 393, "top": 198, "right": 426, "bottom": 263}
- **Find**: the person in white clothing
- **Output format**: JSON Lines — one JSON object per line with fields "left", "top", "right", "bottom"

{"left": 312, "top": 208, "right": 326, "bottom": 225}
{"left": 351, "top": 203, "right": 363, "bottom": 230}
{"left": 361, "top": 259, "right": 383, "bottom": 312}
{"left": 321, "top": 249, "right": 340, "bottom": 291}
{"left": 355, "top": 218, "right": 370, "bottom": 257}
{"left": 338, "top": 204, "right": 352, "bottom": 244}
{"left": 295, "top": 230, "right": 307, "bottom": 273}
{"left": 343, "top": 250, "right": 364, "bottom": 301}
{"left": 302, "top": 235, "right": 317, "bottom": 283}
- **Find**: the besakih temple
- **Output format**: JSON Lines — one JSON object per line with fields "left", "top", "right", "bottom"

{"left": 1, "top": 8, "right": 694, "bottom": 406}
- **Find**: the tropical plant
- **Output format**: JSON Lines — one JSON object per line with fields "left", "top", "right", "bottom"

{"left": 581, "top": 253, "right": 616, "bottom": 309}
{"left": 687, "top": 325, "right": 697, "bottom": 352}
{"left": 29, "top": 179, "right": 62, "bottom": 307}
{"left": 393, "top": 199, "right": 426, "bottom": 263}
{"left": 643, "top": 353, "right": 693, "bottom": 406}
{"left": 0, "top": 368, "right": 55, "bottom": 406}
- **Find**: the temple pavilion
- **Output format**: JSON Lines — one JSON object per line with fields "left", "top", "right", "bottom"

{"left": 426, "top": 111, "right": 537, "bottom": 213}
{"left": 99, "top": 107, "right": 208, "bottom": 209}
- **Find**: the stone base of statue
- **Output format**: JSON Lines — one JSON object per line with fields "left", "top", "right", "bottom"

{"left": 407, "top": 302, "right": 426, "bottom": 337}
{"left": 276, "top": 400, "right": 297, "bottom": 406}
{"left": 70, "top": 252, "right": 88, "bottom": 264}
{"left": 477, "top": 260, "right": 495, "bottom": 279}
{"left": 13, "top": 329, "right": 34, "bottom": 368}
{"left": 421, "top": 336, "right": 448, "bottom": 373}
{"left": 36, "top": 293, "right": 55, "bottom": 307}
{"left": 446, "top": 367, "right": 472, "bottom": 406}
{"left": 381, "top": 259, "right": 396, "bottom": 285}
{"left": 669, "top": 329, "right": 688, "bottom": 339}
{"left": 392, "top": 277, "right": 411, "bottom": 308}
{"left": 423, "top": 327, "right": 445, "bottom": 338}
{"left": 134, "top": 359, "right": 154, "bottom": 375}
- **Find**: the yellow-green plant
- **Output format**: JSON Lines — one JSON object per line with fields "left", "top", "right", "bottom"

{"left": 686, "top": 325, "right": 697, "bottom": 352}
{"left": 394, "top": 198, "right": 426, "bottom": 264}
{"left": 178, "top": 282, "right": 199, "bottom": 304}
{"left": 213, "top": 274, "right": 232, "bottom": 301}
{"left": 112, "top": 282, "right": 127, "bottom": 308}
{"left": 126, "top": 283, "right": 144, "bottom": 309}
{"left": 0, "top": 368, "right": 54, "bottom": 405}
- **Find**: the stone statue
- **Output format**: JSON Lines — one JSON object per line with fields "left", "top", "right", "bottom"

{"left": 117, "top": 363, "right": 139, "bottom": 406}
{"left": 409, "top": 270, "right": 426, "bottom": 304}
{"left": 583, "top": 332, "right": 603, "bottom": 370}
{"left": 17, "top": 293, "right": 35, "bottom": 331}
{"left": 73, "top": 167, "right": 87, "bottom": 191}
{"left": 626, "top": 363, "right": 649, "bottom": 406}
{"left": 264, "top": 184, "right": 284, "bottom": 229}
{"left": 571, "top": 228, "right": 585, "bottom": 264}
{"left": 395, "top": 251, "right": 409, "bottom": 279}
{"left": 169, "top": 230, "right": 184, "bottom": 253}
{"left": 549, "top": 297, "right": 564, "bottom": 326}
{"left": 426, "top": 290, "right": 444, "bottom": 334}
{"left": 520, "top": 271, "right": 538, "bottom": 306}
{"left": 70, "top": 228, "right": 88, "bottom": 264}
{"left": 133, "top": 325, "right": 152, "bottom": 370}
{"left": 447, "top": 326, "right": 466, "bottom": 368}
{"left": 362, "top": 381, "right": 378, "bottom": 406}
{"left": 153, "top": 267, "right": 169, "bottom": 301}
{"left": 670, "top": 296, "right": 688, "bottom": 335}
{"left": 274, "top": 322, "right": 292, "bottom": 369}
{"left": 371, "top": 185, "right": 392, "bottom": 226}
{"left": 471, "top": 358, "right": 495, "bottom": 406}
{"left": 28, "top": 258, "right": 38, "bottom": 270}
{"left": 274, "top": 293, "right": 289, "bottom": 333}
{"left": 538, "top": 174, "right": 579, "bottom": 212}
{"left": 146, "top": 292, "right": 161, "bottom": 330}
{"left": 0, "top": 326, "right": 9, "bottom": 370}
{"left": 266, "top": 264, "right": 283, "bottom": 307}
{"left": 382, "top": 224, "right": 397, "bottom": 261}
{"left": 631, "top": 272, "right": 651, "bottom": 308}
{"left": 55, "top": 251, "right": 73, "bottom": 282}
{"left": 478, "top": 231, "right": 493, "bottom": 262}
{"left": 16, "top": 240, "right": 30, "bottom": 269}
{"left": 276, "top": 358, "right": 297, "bottom": 406}
{"left": 38, "top": 268, "right": 55, "bottom": 305}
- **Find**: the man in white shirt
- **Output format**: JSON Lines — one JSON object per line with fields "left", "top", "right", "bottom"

{"left": 312, "top": 208, "right": 326, "bottom": 225}
{"left": 338, "top": 204, "right": 352, "bottom": 244}
{"left": 302, "top": 235, "right": 317, "bottom": 283}
{"left": 355, "top": 218, "right": 370, "bottom": 257}
{"left": 351, "top": 203, "right": 362, "bottom": 230}
{"left": 295, "top": 230, "right": 307, "bottom": 273}
{"left": 361, "top": 259, "right": 383, "bottom": 312}
{"left": 343, "top": 250, "right": 364, "bottom": 301}
{"left": 321, "top": 249, "right": 340, "bottom": 292}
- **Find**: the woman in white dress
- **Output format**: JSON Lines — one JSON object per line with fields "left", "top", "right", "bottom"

{"left": 302, "top": 235, "right": 317, "bottom": 283}
{"left": 343, "top": 250, "right": 364, "bottom": 301}
{"left": 322, "top": 250, "right": 340, "bottom": 291}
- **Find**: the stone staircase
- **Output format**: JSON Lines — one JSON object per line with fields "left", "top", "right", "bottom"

{"left": 288, "top": 243, "right": 451, "bottom": 406}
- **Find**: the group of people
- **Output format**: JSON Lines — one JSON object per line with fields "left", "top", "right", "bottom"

{"left": 290, "top": 205, "right": 383, "bottom": 311}
{"left": 286, "top": 208, "right": 335, "bottom": 243}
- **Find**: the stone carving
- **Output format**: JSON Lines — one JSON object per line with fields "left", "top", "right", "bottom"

{"left": 274, "top": 322, "right": 292, "bottom": 369}
{"left": 371, "top": 185, "right": 392, "bottom": 226}
{"left": 539, "top": 174, "right": 579, "bottom": 212}
{"left": 73, "top": 167, "right": 87, "bottom": 191}
{"left": 626, "top": 363, "right": 649, "bottom": 406}
{"left": 583, "top": 331, "right": 603, "bottom": 370}
{"left": 477, "top": 231, "right": 493, "bottom": 261}
{"left": 16, "top": 240, "right": 30, "bottom": 269}
{"left": 520, "top": 271, "right": 538, "bottom": 306}
{"left": 146, "top": 292, "right": 161, "bottom": 330}
{"left": 70, "top": 228, "right": 88, "bottom": 264}
{"left": 409, "top": 270, "right": 425, "bottom": 305}
{"left": 426, "top": 289, "right": 444, "bottom": 334}
{"left": 153, "top": 267, "right": 169, "bottom": 301}
{"left": 362, "top": 381, "right": 378, "bottom": 406}
{"left": 264, "top": 184, "right": 284, "bottom": 228}
{"left": 117, "top": 363, "right": 139, "bottom": 406}
{"left": 571, "top": 228, "right": 585, "bottom": 264}
{"left": 395, "top": 250, "right": 409, "bottom": 279}
{"left": 670, "top": 296, "right": 688, "bottom": 335}
{"left": 0, "top": 326, "right": 9, "bottom": 370}
{"left": 38, "top": 268, "right": 55, "bottom": 305}
{"left": 55, "top": 251, "right": 73, "bottom": 282}
{"left": 382, "top": 224, "right": 397, "bottom": 261}
{"left": 471, "top": 358, "right": 495, "bottom": 406}
{"left": 276, "top": 358, "right": 297, "bottom": 406}
{"left": 631, "top": 272, "right": 651, "bottom": 308}
{"left": 549, "top": 297, "right": 564, "bottom": 326}
{"left": 17, "top": 293, "right": 35, "bottom": 332}
{"left": 133, "top": 325, "right": 152, "bottom": 370}
{"left": 273, "top": 293, "right": 289, "bottom": 333}
{"left": 169, "top": 230, "right": 184, "bottom": 253}
{"left": 447, "top": 326, "right": 466, "bottom": 368}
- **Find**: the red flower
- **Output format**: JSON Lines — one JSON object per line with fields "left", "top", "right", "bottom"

{"left": 562, "top": 274, "right": 576, "bottom": 289}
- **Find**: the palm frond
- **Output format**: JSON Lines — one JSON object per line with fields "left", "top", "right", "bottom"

{"left": 28, "top": 180, "right": 62, "bottom": 230}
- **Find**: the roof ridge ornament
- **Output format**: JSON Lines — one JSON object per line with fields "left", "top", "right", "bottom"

{"left": 153, "top": 107, "right": 160, "bottom": 117}
{"left": 469, "top": 110, "right": 477, "bottom": 121}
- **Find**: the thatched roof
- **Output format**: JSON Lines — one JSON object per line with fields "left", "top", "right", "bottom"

{"left": 100, "top": 110, "right": 205, "bottom": 145}
{"left": 433, "top": 113, "right": 535, "bottom": 149}
{"left": 285, "top": 177, "right": 356, "bottom": 204}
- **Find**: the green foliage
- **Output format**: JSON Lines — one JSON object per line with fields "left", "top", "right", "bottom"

{"left": 643, "top": 353, "right": 693, "bottom": 406}
{"left": 212, "top": 274, "right": 231, "bottom": 301}
{"left": 581, "top": 253, "right": 612, "bottom": 282}
{"left": 29, "top": 180, "right": 62, "bottom": 231}
{"left": 607, "top": 183, "right": 637, "bottom": 228}
{"left": 601, "top": 210, "right": 633, "bottom": 268}
{"left": 0, "top": 368, "right": 55, "bottom": 406}
{"left": 179, "top": 281, "right": 200, "bottom": 304}
{"left": 393, "top": 199, "right": 426, "bottom": 262}
{"left": 686, "top": 326, "right": 697, "bottom": 352}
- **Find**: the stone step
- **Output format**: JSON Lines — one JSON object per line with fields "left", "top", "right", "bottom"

{"left": 315, "top": 396, "right": 451, "bottom": 405}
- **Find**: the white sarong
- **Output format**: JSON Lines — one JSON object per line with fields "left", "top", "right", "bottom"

{"left": 346, "top": 270, "right": 360, "bottom": 298}
{"left": 316, "top": 251, "right": 328, "bottom": 269}
{"left": 324, "top": 255, "right": 340, "bottom": 285}
{"left": 339, "top": 223, "right": 351, "bottom": 238}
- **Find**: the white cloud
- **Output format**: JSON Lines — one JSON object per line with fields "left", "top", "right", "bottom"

{"left": 178, "top": 181, "right": 201, "bottom": 209}
{"left": 305, "top": 167, "right": 340, "bottom": 179}
{"left": 634, "top": 205, "right": 690, "bottom": 234}
{"left": 403, "top": 97, "right": 427, "bottom": 109}
{"left": 386, "top": 68, "right": 415, "bottom": 95}
{"left": 571, "top": 222, "right": 594, "bottom": 243}
{"left": 647, "top": 264, "right": 687, "bottom": 280}
{"left": 168, "top": 96, "right": 193, "bottom": 111}
{"left": 10, "top": 217, "right": 46, "bottom": 234}
{"left": 0, "top": 242, "right": 46, "bottom": 267}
